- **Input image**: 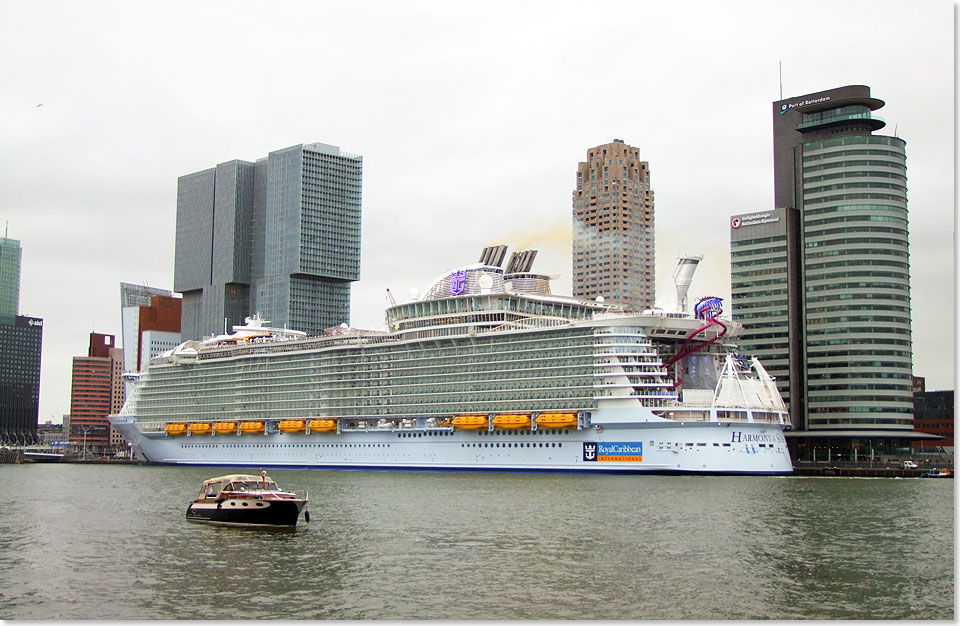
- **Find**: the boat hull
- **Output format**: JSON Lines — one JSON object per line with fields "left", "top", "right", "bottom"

{"left": 111, "top": 414, "right": 793, "bottom": 475}
{"left": 185, "top": 498, "right": 306, "bottom": 528}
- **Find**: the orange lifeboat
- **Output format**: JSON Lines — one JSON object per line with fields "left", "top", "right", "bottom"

{"left": 188, "top": 422, "right": 212, "bottom": 435}
{"left": 535, "top": 413, "right": 578, "bottom": 429}
{"left": 307, "top": 419, "right": 337, "bottom": 433}
{"left": 278, "top": 420, "right": 306, "bottom": 433}
{"left": 493, "top": 414, "right": 532, "bottom": 430}
{"left": 452, "top": 415, "right": 489, "bottom": 430}
{"left": 238, "top": 421, "right": 265, "bottom": 435}
{"left": 165, "top": 423, "right": 187, "bottom": 436}
{"left": 212, "top": 422, "right": 237, "bottom": 435}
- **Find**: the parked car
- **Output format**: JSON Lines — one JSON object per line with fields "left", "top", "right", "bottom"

{"left": 903, "top": 460, "right": 918, "bottom": 469}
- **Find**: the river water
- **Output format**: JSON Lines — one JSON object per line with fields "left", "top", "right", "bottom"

{"left": 0, "top": 464, "right": 953, "bottom": 620}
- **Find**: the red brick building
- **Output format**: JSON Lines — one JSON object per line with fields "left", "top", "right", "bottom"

{"left": 69, "top": 333, "right": 123, "bottom": 453}
{"left": 135, "top": 295, "right": 182, "bottom": 370}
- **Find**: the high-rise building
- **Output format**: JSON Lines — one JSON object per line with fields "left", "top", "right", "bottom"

{"left": 0, "top": 315, "right": 43, "bottom": 443}
{"left": 136, "top": 299, "right": 182, "bottom": 370}
{"left": 572, "top": 139, "right": 655, "bottom": 310}
{"left": 174, "top": 142, "right": 362, "bottom": 340}
{"left": 121, "top": 291, "right": 181, "bottom": 373}
{"left": 69, "top": 333, "right": 124, "bottom": 453}
{"left": 0, "top": 234, "right": 42, "bottom": 444}
{"left": 120, "top": 283, "right": 175, "bottom": 372}
{"left": 731, "top": 85, "right": 919, "bottom": 461}
{"left": 0, "top": 235, "right": 21, "bottom": 317}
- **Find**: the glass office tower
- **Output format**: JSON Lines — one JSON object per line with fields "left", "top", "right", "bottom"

{"left": 0, "top": 235, "right": 42, "bottom": 443}
{"left": 175, "top": 143, "right": 362, "bottom": 340}
{"left": 732, "top": 85, "right": 916, "bottom": 461}
{"left": 0, "top": 315, "right": 43, "bottom": 443}
{"left": 0, "top": 236, "right": 21, "bottom": 317}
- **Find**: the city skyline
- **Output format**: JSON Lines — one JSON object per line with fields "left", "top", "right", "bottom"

{"left": 0, "top": 0, "right": 953, "bottom": 423}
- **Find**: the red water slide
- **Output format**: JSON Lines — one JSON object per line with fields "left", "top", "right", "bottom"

{"left": 664, "top": 318, "right": 728, "bottom": 390}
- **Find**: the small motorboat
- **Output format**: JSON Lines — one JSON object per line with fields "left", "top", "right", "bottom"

{"left": 186, "top": 471, "right": 309, "bottom": 528}
{"left": 919, "top": 468, "right": 953, "bottom": 478}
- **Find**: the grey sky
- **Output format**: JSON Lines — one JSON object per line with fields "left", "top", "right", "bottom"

{"left": 0, "top": 0, "right": 954, "bottom": 424}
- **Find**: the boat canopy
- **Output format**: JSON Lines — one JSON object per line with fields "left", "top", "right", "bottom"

{"left": 197, "top": 474, "right": 281, "bottom": 498}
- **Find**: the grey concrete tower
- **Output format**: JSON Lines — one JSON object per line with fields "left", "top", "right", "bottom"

{"left": 174, "top": 142, "right": 362, "bottom": 340}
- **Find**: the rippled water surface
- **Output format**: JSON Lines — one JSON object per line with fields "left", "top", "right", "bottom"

{"left": 0, "top": 464, "right": 953, "bottom": 619}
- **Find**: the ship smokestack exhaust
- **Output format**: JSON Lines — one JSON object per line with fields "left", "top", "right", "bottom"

{"left": 673, "top": 255, "right": 703, "bottom": 313}
{"left": 479, "top": 245, "right": 508, "bottom": 268}
{"left": 505, "top": 249, "right": 538, "bottom": 274}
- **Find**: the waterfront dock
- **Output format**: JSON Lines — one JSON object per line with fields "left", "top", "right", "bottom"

{"left": 793, "top": 464, "right": 953, "bottom": 478}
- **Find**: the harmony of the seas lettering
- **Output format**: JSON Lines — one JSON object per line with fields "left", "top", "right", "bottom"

{"left": 731, "top": 431, "right": 786, "bottom": 444}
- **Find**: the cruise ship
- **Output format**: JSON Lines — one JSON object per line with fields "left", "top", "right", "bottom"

{"left": 110, "top": 246, "right": 793, "bottom": 474}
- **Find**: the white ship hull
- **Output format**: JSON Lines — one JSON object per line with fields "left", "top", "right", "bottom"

{"left": 111, "top": 246, "right": 796, "bottom": 476}
{"left": 111, "top": 412, "right": 792, "bottom": 475}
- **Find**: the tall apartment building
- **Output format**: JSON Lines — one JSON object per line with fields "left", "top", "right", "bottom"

{"left": 175, "top": 142, "right": 362, "bottom": 340}
{"left": 572, "top": 139, "right": 655, "bottom": 310}
{"left": 69, "top": 333, "right": 124, "bottom": 453}
{"left": 0, "top": 234, "right": 42, "bottom": 444}
{"left": 731, "top": 85, "right": 918, "bottom": 460}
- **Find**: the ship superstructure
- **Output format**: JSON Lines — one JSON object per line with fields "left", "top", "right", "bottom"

{"left": 111, "top": 245, "right": 792, "bottom": 474}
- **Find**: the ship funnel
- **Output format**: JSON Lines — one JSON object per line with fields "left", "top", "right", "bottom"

{"left": 505, "top": 249, "right": 538, "bottom": 274}
{"left": 479, "top": 245, "right": 508, "bottom": 268}
{"left": 673, "top": 255, "right": 703, "bottom": 313}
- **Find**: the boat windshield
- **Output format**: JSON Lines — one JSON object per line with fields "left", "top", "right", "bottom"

{"left": 200, "top": 481, "right": 224, "bottom": 498}
{"left": 225, "top": 480, "right": 281, "bottom": 492}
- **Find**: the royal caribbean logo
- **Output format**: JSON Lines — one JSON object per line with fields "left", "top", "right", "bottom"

{"left": 450, "top": 269, "right": 467, "bottom": 296}
{"left": 583, "top": 441, "right": 643, "bottom": 462}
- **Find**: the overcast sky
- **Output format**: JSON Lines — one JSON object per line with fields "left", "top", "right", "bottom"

{"left": 0, "top": 0, "right": 954, "bottom": 424}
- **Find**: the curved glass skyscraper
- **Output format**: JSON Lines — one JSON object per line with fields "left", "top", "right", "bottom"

{"left": 800, "top": 131, "right": 911, "bottom": 430}
{"left": 731, "top": 85, "right": 917, "bottom": 461}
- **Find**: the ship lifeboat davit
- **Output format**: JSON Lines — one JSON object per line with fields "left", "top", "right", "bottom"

{"left": 492, "top": 414, "right": 531, "bottom": 430}
{"left": 278, "top": 420, "right": 306, "bottom": 433}
{"left": 452, "top": 415, "right": 489, "bottom": 430}
{"left": 213, "top": 422, "right": 237, "bottom": 435}
{"left": 239, "top": 421, "right": 265, "bottom": 435}
{"left": 188, "top": 422, "right": 212, "bottom": 435}
{"left": 535, "top": 413, "right": 578, "bottom": 429}
{"left": 307, "top": 419, "right": 337, "bottom": 432}
{"left": 165, "top": 423, "right": 187, "bottom": 436}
